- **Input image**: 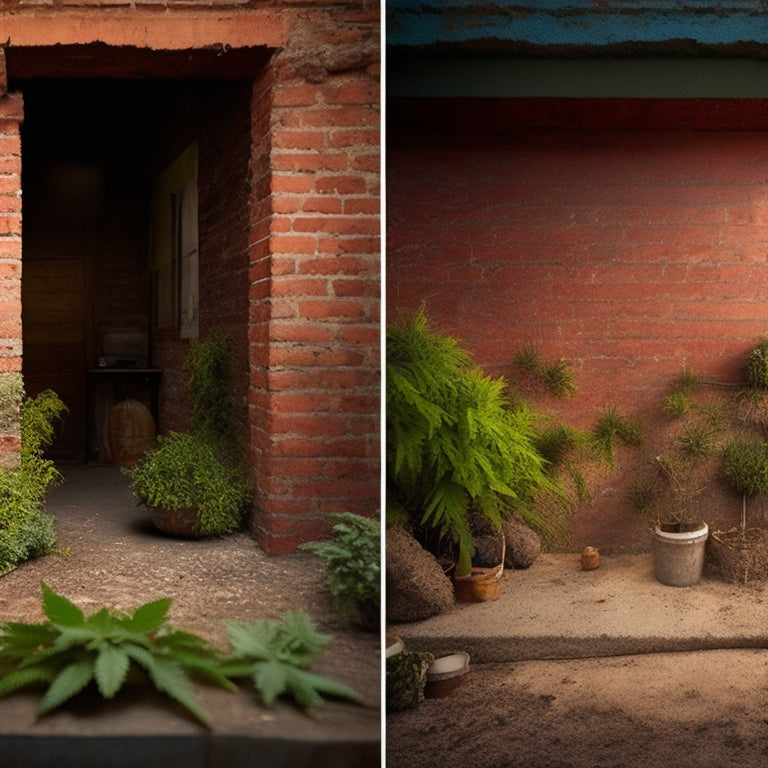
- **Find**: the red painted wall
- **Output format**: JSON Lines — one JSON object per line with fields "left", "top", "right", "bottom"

{"left": 387, "top": 98, "right": 768, "bottom": 553}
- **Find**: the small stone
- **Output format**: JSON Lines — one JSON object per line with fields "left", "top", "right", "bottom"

{"left": 581, "top": 546, "right": 600, "bottom": 570}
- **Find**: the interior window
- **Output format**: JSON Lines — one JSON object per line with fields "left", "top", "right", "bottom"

{"left": 151, "top": 142, "right": 199, "bottom": 338}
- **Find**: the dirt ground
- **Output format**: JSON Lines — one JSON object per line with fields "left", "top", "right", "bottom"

{"left": 386, "top": 648, "right": 768, "bottom": 767}
{"left": 0, "top": 464, "right": 380, "bottom": 746}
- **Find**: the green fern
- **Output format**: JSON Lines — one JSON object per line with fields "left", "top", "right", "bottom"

{"left": 387, "top": 309, "right": 558, "bottom": 560}
{"left": 222, "top": 610, "right": 361, "bottom": 709}
{"left": 0, "top": 583, "right": 233, "bottom": 727}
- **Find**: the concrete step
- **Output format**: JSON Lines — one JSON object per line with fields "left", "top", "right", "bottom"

{"left": 387, "top": 553, "right": 768, "bottom": 663}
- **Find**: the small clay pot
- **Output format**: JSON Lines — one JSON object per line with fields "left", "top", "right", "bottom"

{"left": 581, "top": 546, "right": 600, "bottom": 571}
{"left": 425, "top": 652, "right": 470, "bottom": 698}
{"left": 452, "top": 565, "right": 503, "bottom": 602}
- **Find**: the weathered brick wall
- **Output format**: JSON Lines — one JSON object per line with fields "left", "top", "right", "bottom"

{"left": 388, "top": 97, "right": 768, "bottom": 553}
{"left": 250, "top": 6, "right": 381, "bottom": 552}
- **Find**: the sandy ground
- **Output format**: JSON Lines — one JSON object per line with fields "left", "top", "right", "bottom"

{"left": 0, "top": 464, "right": 380, "bottom": 750}
{"left": 386, "top": 553, "right": 768, "bottom": 768}
{"left": 386, "top": 649, "right": 768, "bottom": 768}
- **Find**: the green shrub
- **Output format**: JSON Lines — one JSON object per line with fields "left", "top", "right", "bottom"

{"left": 126, "top": 432, "right": 251, "bottom": 537}
{"left": 722, "top": 439, "right": 768, "bottom": 499}
{"left": 0, "top": 389, "right": 66, "bottom": 574}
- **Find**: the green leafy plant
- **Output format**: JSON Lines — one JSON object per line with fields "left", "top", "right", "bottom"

{"left": 126, "top": 332, "right": 253, "bottom": 537}
{"left": 0, "top": 586, "right": 360, "bottom": 726}
{"left": 746, "top": 335, "right": 768, "bottom": 389}
{"left": 300, "top": 513, "right": 380, "bottom": 628}
{"left": 222, "top": 611, "right": 361, "bottom": 709}
{"left": 0, "top": 582, "right": 232, "bottom": 727}
{"left": 387, "top": 309, "right": 559, "bottom": 574}
{"left": 0, "top": 389, "right": 67, "bottom": 574}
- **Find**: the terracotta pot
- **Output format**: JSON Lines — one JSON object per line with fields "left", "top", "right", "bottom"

{"left": 452, "top": 564, "right": 503, "bottom": 602}
{"left": 107, "top": 399, "right": 155, "bottom": 467}
{"left": 148, "top": 506, "right": 204, "bottom": 538}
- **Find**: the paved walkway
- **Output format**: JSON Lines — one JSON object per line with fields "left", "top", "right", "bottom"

{"left": 388, "top": 552, "right": 768, "bottom": 662}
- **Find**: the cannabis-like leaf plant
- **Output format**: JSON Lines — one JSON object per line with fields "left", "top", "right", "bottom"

{"left": 301, "top": 512, "right": 381, "bottom": 620}
{"left": 222, "top": 610, "right": 361, "bottom": 709}
{"left": 0, "top": 583, "right": 233, "bottom": 728}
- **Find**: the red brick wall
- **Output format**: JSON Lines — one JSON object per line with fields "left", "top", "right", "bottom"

{"left": 0, "top": 86, "right": 23, "bottom": 462}
{"left": 250, "top": 18, "right": 381, "bottom": 553}
{"left": 153, "top": 82, "right": 253, "bottom": 438}
{"left": 388, "top": 98, "right": 768, "bottom": 553}
{"left": 0, "top": 90, "right": 22, "bottom": 377}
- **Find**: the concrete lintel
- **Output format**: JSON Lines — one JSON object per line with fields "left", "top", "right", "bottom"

{"left": 1, "top": 10, "right": 289, "bottom": 51}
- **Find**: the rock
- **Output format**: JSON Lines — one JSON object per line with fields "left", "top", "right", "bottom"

{"left": 503, "top": 518, "right": 542, "bottom": 569}
{"left": 473, "top": 533, "right": 505, "bottom": 567}
{"left": 386, "top": 526, "right": 455, "bottom": 622}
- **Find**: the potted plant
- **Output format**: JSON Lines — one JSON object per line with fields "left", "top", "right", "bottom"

{"left": 709, "top": 438, "right": 768, "bottom": 583}
{"left": 126, "top": 332, "right": 252, "bottom": 537}
{"left": 386, "top": 309, "right": 560, "bottom": 600}
{"left": 301, "top": 512, "right": 381, "bottom": 631}
{"left": 629, "top": 371, "right": 719, "bottom": 586}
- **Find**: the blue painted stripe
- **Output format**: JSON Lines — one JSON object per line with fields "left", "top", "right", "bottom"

{"left": 387, "top": 6, "right": 768, "bottom": 47}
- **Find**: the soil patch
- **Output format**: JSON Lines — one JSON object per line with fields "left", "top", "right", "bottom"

{"left": 387, "top": 649, "right": 768, "bottom": 767}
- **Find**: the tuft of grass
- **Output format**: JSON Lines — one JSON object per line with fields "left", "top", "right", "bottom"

{"left": 514, "top": 346, "right": 577, "bottom": 398}
{"left": 677, "top": 423, "right": 717, "bottom": 459}
{"left": 591, "top": 406, "right": 644, "bottom": 466}
{"left": 514, "top": 345, "right": 541, "bottom": 373}
{"left": 540, "top": 359, "right": 577, "bottom": 398}
{"left": 663, "top": 390, "right": 691, "bottom": 418}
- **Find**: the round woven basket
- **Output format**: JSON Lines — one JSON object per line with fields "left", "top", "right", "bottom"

{"left": 710, "top": 528, "right": 768, "bottom": 585}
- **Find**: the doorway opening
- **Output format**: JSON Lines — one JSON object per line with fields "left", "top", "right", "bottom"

{"left": 14, "top": 73, "right": 256, "bottom": 461}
